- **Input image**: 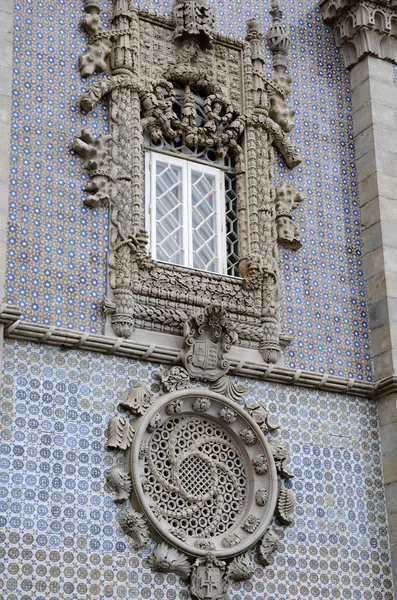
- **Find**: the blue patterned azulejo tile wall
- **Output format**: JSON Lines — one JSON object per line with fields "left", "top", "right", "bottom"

{"left": 6, "top": 0, "right": 372, "bottom": 380}
{"left": 0, "top": 340, "right": 393, "bottom": 599}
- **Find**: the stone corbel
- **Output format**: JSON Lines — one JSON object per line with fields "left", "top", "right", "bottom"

{"left": 275, "top": 183, "right": 303, "bottom": 249}
{"left": 319, "top": 0, "right": 397, "bottom": 67}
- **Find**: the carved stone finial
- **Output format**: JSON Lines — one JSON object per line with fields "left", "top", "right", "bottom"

{"left": 267, "top": 0, "right": 291, "bottom": 73}
{"left": 174, "top": 0, "right": 215, "bottom": 47}
{"left": 275, "top": 183, "right": 303, "bottom": 249}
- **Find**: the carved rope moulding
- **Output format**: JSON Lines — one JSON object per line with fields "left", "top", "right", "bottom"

{"left": 130, "top": 389, "right": 278, "bottom": 559}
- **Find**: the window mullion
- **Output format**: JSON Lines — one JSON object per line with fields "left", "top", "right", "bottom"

{"left": 217, "top": 171, "right": 227, "bottom": 275}
{"left": 149, "top": 152, "right": 156, "bottom": 261}
{"left": 184, "top": 161, "right": 191, "bottom": 268}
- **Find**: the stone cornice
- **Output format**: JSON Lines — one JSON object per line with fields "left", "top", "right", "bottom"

{"left": 319, "top": 0, "right": 397, "bottom": 67}
{"left": 1, "top": 303, "right": 391, "bottom": 399}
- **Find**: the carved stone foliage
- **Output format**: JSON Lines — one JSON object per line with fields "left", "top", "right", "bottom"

{"left": 106, "top": 379, "right": 295, "bottom": 599}
{"left": 174, "top": 0, "right": 214, "bottom": 45}
{"left": 275, "top": 183, "right": 303, "bottom": 249}
{"left": 319, "top": 0, "right": 397, "bottom": 68}
{"left": 74, "top": 0, "right": 302, "bottom": 362}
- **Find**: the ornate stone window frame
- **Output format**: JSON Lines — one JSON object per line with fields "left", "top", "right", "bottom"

{"left": 74, "top": 0, "right": 303, "bottom": 364}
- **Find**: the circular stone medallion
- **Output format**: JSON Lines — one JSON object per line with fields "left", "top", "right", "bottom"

{"left": 130, "top": 389, "right": 278, "bottom": 559}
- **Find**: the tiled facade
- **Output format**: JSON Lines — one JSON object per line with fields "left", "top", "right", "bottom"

{"left": 0, "top": 339, "right": 393, "bottom": 600}
{"left": 1, "top": 0, "right": 396, "bottom": 598}
{"left": 5, "top": 0, "right": 371, "bottom": 380}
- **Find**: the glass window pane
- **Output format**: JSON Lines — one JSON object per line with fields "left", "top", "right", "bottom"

{"left": 191, "top": 170, "right": 219, "bottom": 273}
{"left": 155, "top": 161, "right": 184, "bottom": 265}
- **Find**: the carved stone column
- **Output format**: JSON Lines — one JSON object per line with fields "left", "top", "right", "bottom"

{"left": 319, "top": 0, "right": 397, "bottom": 589}
{"left": 107, "top": 2, "right": 143, "bottom": 337}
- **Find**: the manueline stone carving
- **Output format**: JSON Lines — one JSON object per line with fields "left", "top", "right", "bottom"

{"left": 252, "top": 454, "right": 269, "bottom": 475}
{"left": 319, "top": 0, "right": 397, "bottom": 68}
{"left": 74, "top": 0, "right": 302, "bottom": 360}
{"left": 270, "top": 442, "right": 294, "bottom": 479}
{"left": 120, "top": 381, "right": 153, "bottom": 415}
{"left": 244, "top": 401, "right": 279, "bottom": 433}
{"left": 192, "top": 397, "right": 211, "bottom": 412}
{"left": 222, "top": 533, "right": 241, "bottom": 548}
{"left": 227, "top": 554, "right": 255, "bottom": 581}
{"left": 238, "top": 427, "right": 258, "bottom": 446}
{"left": 107, "top": 416, "right": 135, "bottom": 450}
{"left": 148, "top": 543, "right": 191, "bottom": 578}
{"left": 275, "top": 183, "right": 303, "bottom": 249}
{"left": 105, "top": 465, "right": 132, "bottom": 503}
{"left": 160, "top": 366, "right": 191, "bottom": 392}
{"left": 190, "top": 554, "right": 229, "bottom": 600}
{"left": 77, "top": 1, "right": 300, "bottom": 596}
{"left": 174, "top": 0, "right": 214, "bottom": 45}
{"left": 210, "top": 375, "right": 246, "bottom": 402}
{"left": 276, "top": 488, "right": 296, "bottom": 525}
{"left": 72, "top": 129, "right": 114, "bottom": 208}
{"left": 242, "top": 514, "right": 261, "bottom": 532}
{"left": 79, "top": 1, "right": 112, "bottom": 77}
{"left": 255, "top": 488, "right": 268, "bottom": 507}
{"left": 106, "top": 384, "right": 295, "bottom": 599}
{"left": 182, "top": 304, "right": 237, "bottom": 382}
{"left": 258, "top": 527, "right": 279, "bottom": 565}
{"left": 118, "top": 503, "right": 151, "bottom": 548}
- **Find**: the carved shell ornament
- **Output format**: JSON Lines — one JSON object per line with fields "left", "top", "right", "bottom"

{"left": 106, "top": 381, "right": 295, "bottom": 599}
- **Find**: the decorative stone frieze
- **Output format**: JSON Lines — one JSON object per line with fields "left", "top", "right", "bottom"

{"left": 319, "top": 0, "right": 397, "bottom": 67}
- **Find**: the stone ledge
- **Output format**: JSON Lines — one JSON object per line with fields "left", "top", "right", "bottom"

{"left": 0, "top": 303, "right": 382, "bottom": 398}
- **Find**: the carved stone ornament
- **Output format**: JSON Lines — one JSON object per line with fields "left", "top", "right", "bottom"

{"left": 182, "top": 305, "right": 237, "bottom": 382}
{"left": 74, "top": 0, "right": 303, "bottom": 365}
{"left": 106, "top": 386, "right": 295, "bottom": 599}
{"left": 275, "top": 183, "right": 303, "bottom": 249}
{"left": 319, "top": 0, "right": 397, "bottom": 68}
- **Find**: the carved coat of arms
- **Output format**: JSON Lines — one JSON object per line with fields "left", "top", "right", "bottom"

{"left": 182, "top": 304, "right": 237, "bottom": 381}
{"left": 190, "top": 555, "right": 229, "bottom": 600}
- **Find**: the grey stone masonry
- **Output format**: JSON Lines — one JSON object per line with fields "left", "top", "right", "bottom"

{"left": 350, "top": 55, "right": 397, "bottom": 594}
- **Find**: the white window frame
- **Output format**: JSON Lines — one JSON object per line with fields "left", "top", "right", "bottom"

{"left": 145, "top": 151, "right": 227, "bottom": 275}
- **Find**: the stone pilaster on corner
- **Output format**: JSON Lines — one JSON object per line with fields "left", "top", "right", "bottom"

{"left": 319, "top": 0, "right": 397, "bottom": 68}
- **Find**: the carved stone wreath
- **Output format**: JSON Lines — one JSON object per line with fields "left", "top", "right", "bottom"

{"left": 74, "top": 0, "right": 304, "bottom": 363}
{"left": 106, "top": 379, "right": 296, "bottom": 599}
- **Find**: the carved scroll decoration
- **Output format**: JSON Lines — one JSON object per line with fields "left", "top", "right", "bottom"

{"left": 106, "top": 368, "right": 295, "bottom": 600}
{"left": 74, "top": 0, "right": 302, "bottom": 364}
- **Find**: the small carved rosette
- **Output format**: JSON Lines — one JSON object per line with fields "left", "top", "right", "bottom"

{"left": 129, "top": 389, "right": 278, "bottom": 559}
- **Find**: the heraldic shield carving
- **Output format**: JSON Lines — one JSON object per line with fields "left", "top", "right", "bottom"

{"left": 182, "top": 305, "right": 238, "bottom": 382}
{"left": 106, "top": 366, "right": 296, "bottom": 598}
